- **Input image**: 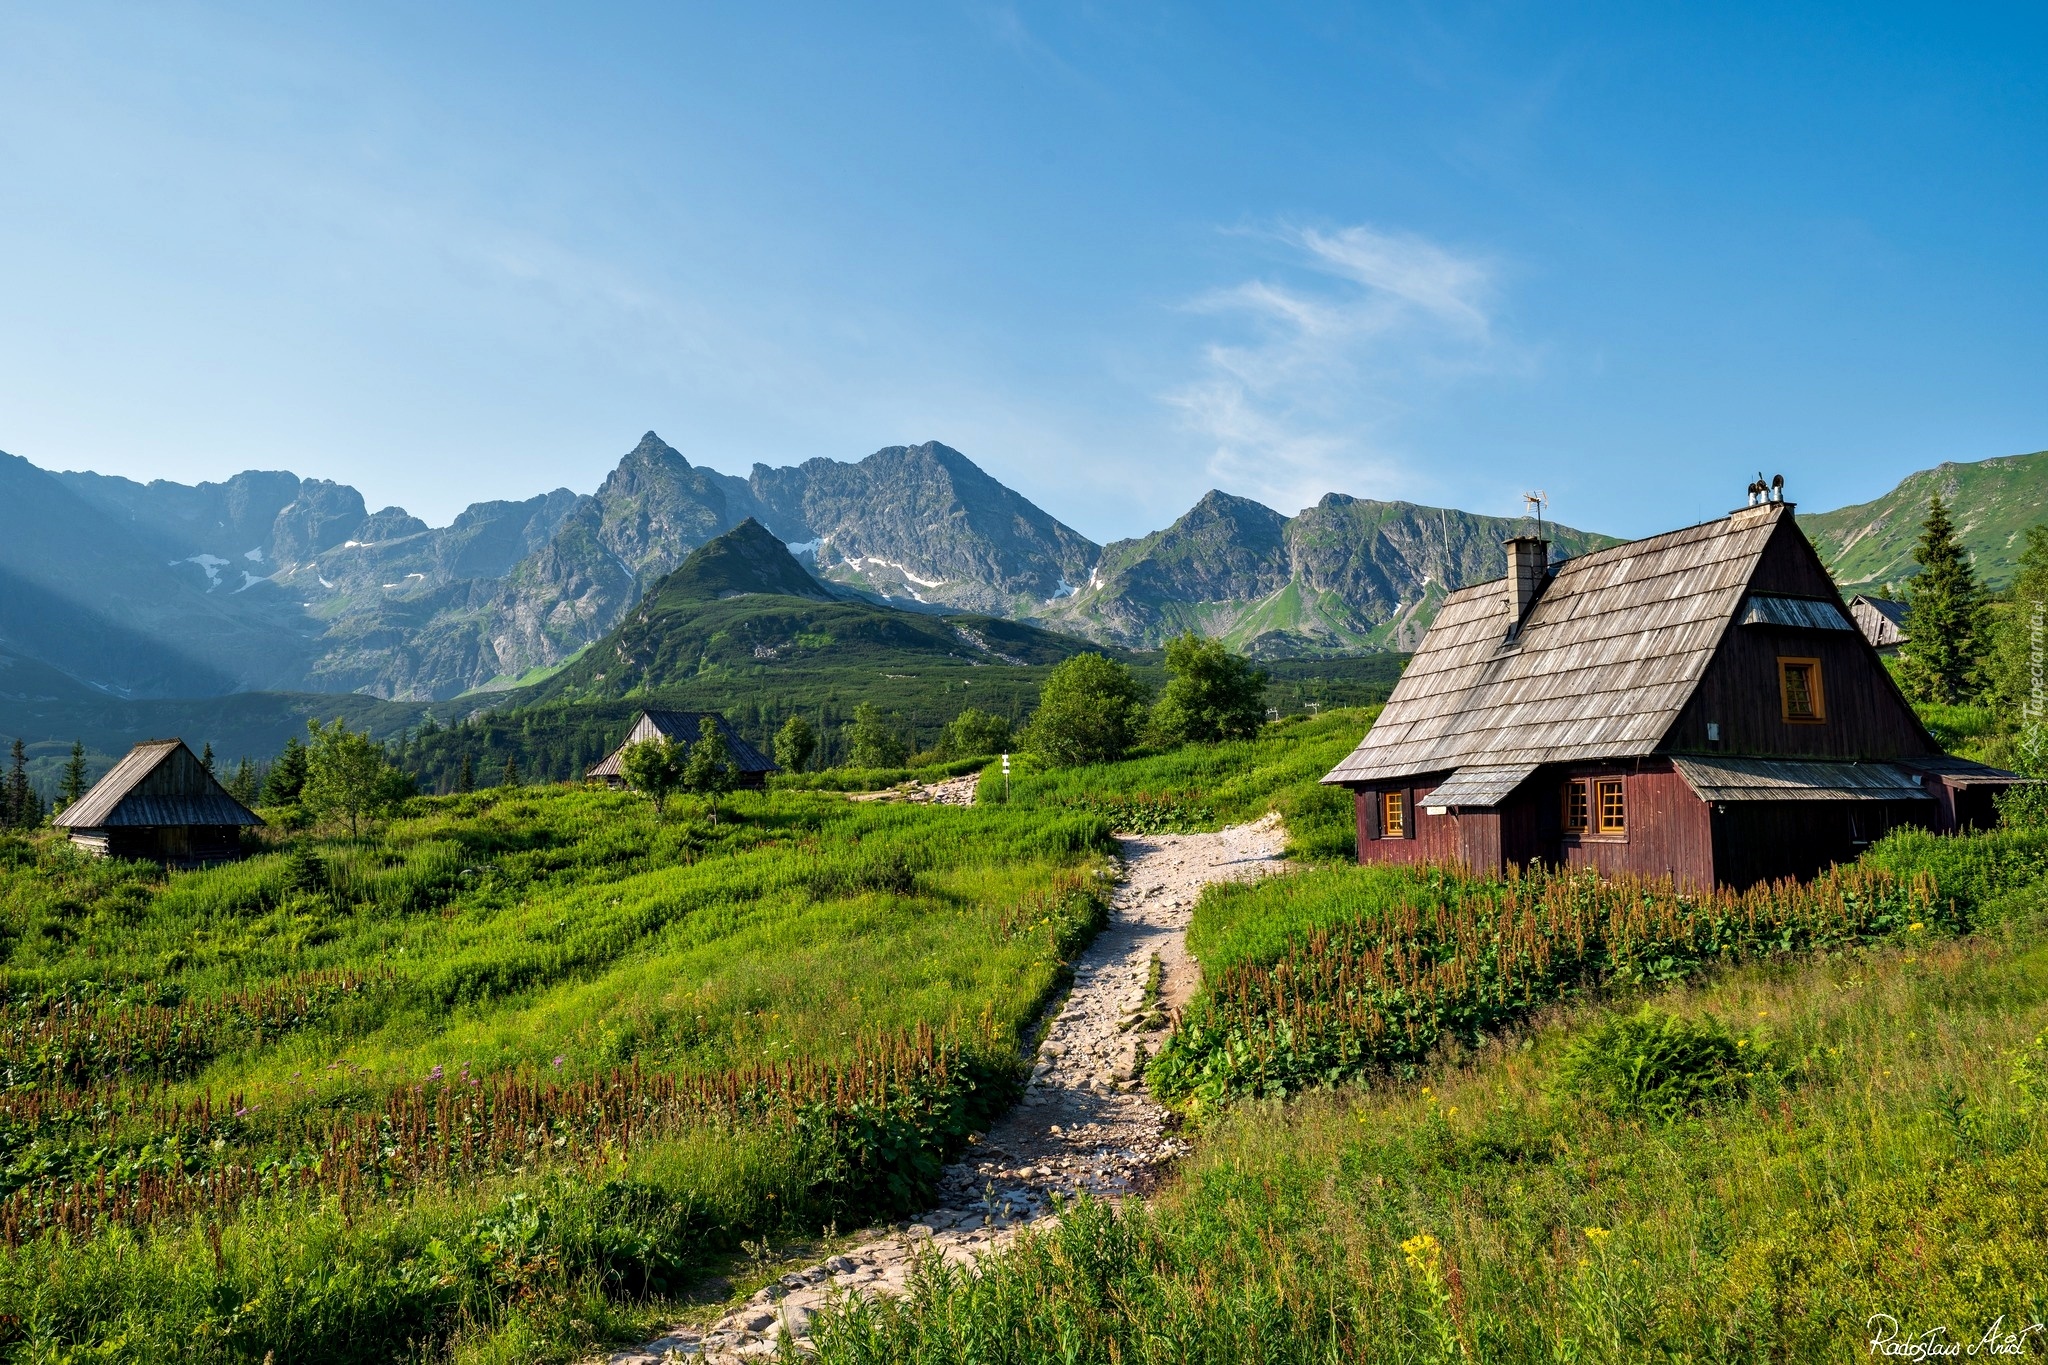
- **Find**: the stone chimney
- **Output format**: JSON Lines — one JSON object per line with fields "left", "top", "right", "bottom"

{"left": 1504, "top": 535, "right": 1549, "bottom": 625}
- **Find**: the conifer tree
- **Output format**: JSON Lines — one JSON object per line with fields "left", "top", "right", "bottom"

{"left": 500, "top": 756, "right": 521, "bottom": 788}
{"left": 456, "top": 753, "right": 476, "bottom": 794}
{"left": 264, "top": 736, "right": 309, "bottom": 804}
{"left": 1901, "top": 493, "right": 1988, "bottom": 705}
{"left": 200, "top": 742, "right": 216, "bottom": 777}
{"left": 59, "top": 741, "right": 88, "bottom": 809}
{"left": 5, "top": 739, "right": 34, "bottom": 829}
{"left": 228, "top": 757, "right": 259, "bottom": 805}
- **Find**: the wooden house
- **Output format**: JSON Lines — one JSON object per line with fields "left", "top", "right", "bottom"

{"left": 53, "top": 739, "right": 262, "bottom": 864}
{"left": 1321, "top": 499, "right": 2018, "bottom": 888}
{"left": 1849, "top": 594, "right": 1909, "bottom": 652}
{"left": 586, "top": 710, "right": 777, "bottom": 791}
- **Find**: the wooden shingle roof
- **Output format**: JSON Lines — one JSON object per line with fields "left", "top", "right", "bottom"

{"left": 54, "top": 740, "right": 263, "bottom": 829}
{"left": 586, "top": 710, "right": 777, "bottom": 780}
{"left": 1324, "top": 503, "right": 1789, "bottom": 786}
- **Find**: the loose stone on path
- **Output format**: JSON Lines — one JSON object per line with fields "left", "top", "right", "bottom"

{"left": 603, "top": 815, "right": 1287, "bottom": 1364}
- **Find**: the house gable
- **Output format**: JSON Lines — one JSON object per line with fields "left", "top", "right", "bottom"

{"left": 1658, "top": 512, "right": 1936, "bottom": 761}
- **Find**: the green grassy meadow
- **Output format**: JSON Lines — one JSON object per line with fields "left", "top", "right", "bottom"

{"left": 0, "top": 785, "right": 1116, "bottom": 1361}
{"left": 985, "top": 706, "right": 1379, "bottom": 858}
{"left": 808, "top": 820, "right": 2048, "bottom": 1363}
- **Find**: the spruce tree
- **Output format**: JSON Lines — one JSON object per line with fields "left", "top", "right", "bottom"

{"left": 263, "top": 736, "right": 309, "bottom": 804}
{"left": 59, "top": 741, "right": 88, "bottom": 809}
{"left": 5, "top": 739, "right": 33, "bottom": 830}
{"left": 1901, "top": 493, "right": 1988, "bottom": 705}
{"left": 200, "top": 742, "right": 216, "bottom": 777}
{"left": 500, "top": 756, "right": 521, "bottom": 788}
{"left": 228, "top": 757, "right": 259, "bottom": 805}
{"left": 456, "top": 753, "right": 476, "bottom": 794}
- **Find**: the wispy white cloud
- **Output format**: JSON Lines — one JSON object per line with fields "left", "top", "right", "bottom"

{"left": 1167, "top": 223, "right": 1516, "bottom": 515}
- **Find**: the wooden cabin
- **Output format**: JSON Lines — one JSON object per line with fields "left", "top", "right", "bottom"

{"left": 586, "top": 710, "right": 777, "bottom": 791}
{"left": 1322, "top": 499, "right": 2019, "bottom": 889}
{"left": 54, "top": 739, "right": 262, "bottom": 864}
{"left": 1849, "top": 594, "right": 1909, "bottom": 652}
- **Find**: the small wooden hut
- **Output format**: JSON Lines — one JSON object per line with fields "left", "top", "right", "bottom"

{"left": 586, "top": 710, "right": 777, "bottom": 791}
{"left": 54, "top": 739, "right": 262, "bottom": 863}
{"left": 1849, "top": 594, "right": 1909, "bottom": 652}
{"left": 1322, "top": 499, "right": 2018, "bottom": 888}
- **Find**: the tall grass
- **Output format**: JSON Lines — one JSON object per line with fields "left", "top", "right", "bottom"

{"left": 984, "top": 707, "right": 1377, "bottom": 858}
{"left": 810, "top": 862, "right": 2048, "bottom": 1363}
{"left": 0, "top": 784, "right": 1115, "bottom": 1361}
{"left": 1152, "top": 859, "right": 1941, "bottom": 1106}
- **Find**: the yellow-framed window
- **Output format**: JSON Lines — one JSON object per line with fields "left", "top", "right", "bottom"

{"left": 1383, "top": 790, "right": 1406, "bottom": 838}
{"left": 1562, "top": 780, "right": 1589, "bottom": 832}
{"left": 1778, "top": 656, "right": 1826, "bottom": 723}
{"left": 1596, "top": 779, "right": 1626, "bottom": 834}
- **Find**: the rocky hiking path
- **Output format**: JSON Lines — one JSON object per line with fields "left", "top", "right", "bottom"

{"left": 607, "top": 815, "right": 1287, "bottom": 1363}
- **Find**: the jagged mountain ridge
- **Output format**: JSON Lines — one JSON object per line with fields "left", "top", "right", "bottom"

{"left": 527, "top": 521, "right": 1101, "bottom": 706}
{"left": 18, "top": 431, "right": 2035, "bottom": 707}
{"left": 1038, "top": 490, "right": 1622, "bottom": 655}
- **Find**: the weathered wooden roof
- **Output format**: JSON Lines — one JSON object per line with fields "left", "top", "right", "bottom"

{"left": 54, "top": 739, "right": 263, "bottom": 829}
{"left": 1671, "top": 756, "right": 1934, "bottom": 802}
{"left": 1849, "top": 595, "right": 1909, "bottom": 647}
{"left": 1418, "top": 764, "right": 1538, "bottom": 810}
{"left": 1741, "top": 594, "right": 1855, "bottom": 632}
{"left": 586, "top": 710, "right": 776, "bottom": 779}
{"left": 1325, "top": 503, "right": 1789, "bottom": 785}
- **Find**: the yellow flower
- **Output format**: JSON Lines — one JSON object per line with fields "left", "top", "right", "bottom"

{"left": 1909, "top": 922, "right": 1924, "bottom": 931}
{"left": 1400, "top": 1233, "right": 1442, "bottom": 1273}
{"left": 1737, "top": 1039, "right": 1749, "bottom": 1049}
{"left": 1584, "top": 1226, "right": 1612, "bottom": 1247}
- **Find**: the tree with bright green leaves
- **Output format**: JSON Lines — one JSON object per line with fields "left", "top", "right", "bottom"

{"left": 846, "top": 703, "right": 909, "bottom": 769}
{"left": 1023, "top": 653, "right": 1148, "bottom": 766}
{"left": 302, "top": 718, "right": 411, "bottom": 837}
{"left": 682, "top": 718, "right": 737, "bottom": 820}
{"left": 59, "top": 741, "right": 88, "bottom": 810}
{"left": 941, "top": 706, "right": 1012, "bottom": 759}
{"left": 1988, "top": 524, "right": 2048, "bottom": 784}
{"left": 773, "top": 714, "right": 818, "bottom": 774}
{"left": 263, "top": 736, "right": 309, "bottom": 805}
{"left": 619, "top": 736, "right": 685, "bottom": 817}
{"left": 1148, "top": 632, "right": 1270, "bottom": 747}
{"left": 1900, "top": 494, "right": 1989, "bottom": 705}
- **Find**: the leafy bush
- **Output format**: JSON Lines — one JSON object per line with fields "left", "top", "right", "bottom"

{"left": 1861, "top": 823, "right": 2048, "bottom": 924}
{"left": 1021, "top": 654, "right": 1148, "bottom": 766}
{"left": 1550, "top": 1006, "right": 1772, "bottom": 1120}
{"left": 1147, "top": 632, "right": 1268, "bottom": 747}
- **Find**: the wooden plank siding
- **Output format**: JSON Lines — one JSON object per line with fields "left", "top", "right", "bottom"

{"left": 1660, "top": 514, "right": 1936, "bottom": 762}
{"left": 1357, "top": 760, "right": 1716, "bottom": 887}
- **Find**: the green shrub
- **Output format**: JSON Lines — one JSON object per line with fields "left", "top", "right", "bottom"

{"left": 1550, "top": 1007, "right": 1772, "bottom": 1120}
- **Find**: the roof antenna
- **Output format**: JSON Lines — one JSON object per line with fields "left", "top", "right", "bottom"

{"left": 1522, "top": 490, "right": 1548, "bottom": 538}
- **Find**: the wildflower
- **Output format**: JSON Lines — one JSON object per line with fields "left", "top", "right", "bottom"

{"left": 1584, "top": 1226, "right": 1612, "bottom": 1247}
{"left": 1737, "top": 1039, "right": 1749, "bottom": 1049}
{"left": 1400, "top": 1232, "right": 1441, "bottom": 1272}
{"left": 1909, "top": 922, "right": 1925, "bottom": 932}
{"left": 552, "top": 1055, "right": 565, "bottom": 1068}
{"left": 429, "top": 1064, "right": 444, "bottom": 1081}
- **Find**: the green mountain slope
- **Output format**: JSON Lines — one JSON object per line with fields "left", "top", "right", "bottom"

{"left": 1801, "top": 449, "right": 2048, "bottom": 590}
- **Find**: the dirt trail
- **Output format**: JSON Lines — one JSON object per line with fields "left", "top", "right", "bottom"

{"left": 607, "top": 815, "right": 1287, "bottom": 1363}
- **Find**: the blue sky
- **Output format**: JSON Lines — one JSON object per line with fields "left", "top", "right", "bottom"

{"left": 1, "top": 2, "right": 2042, "bottom": 542}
